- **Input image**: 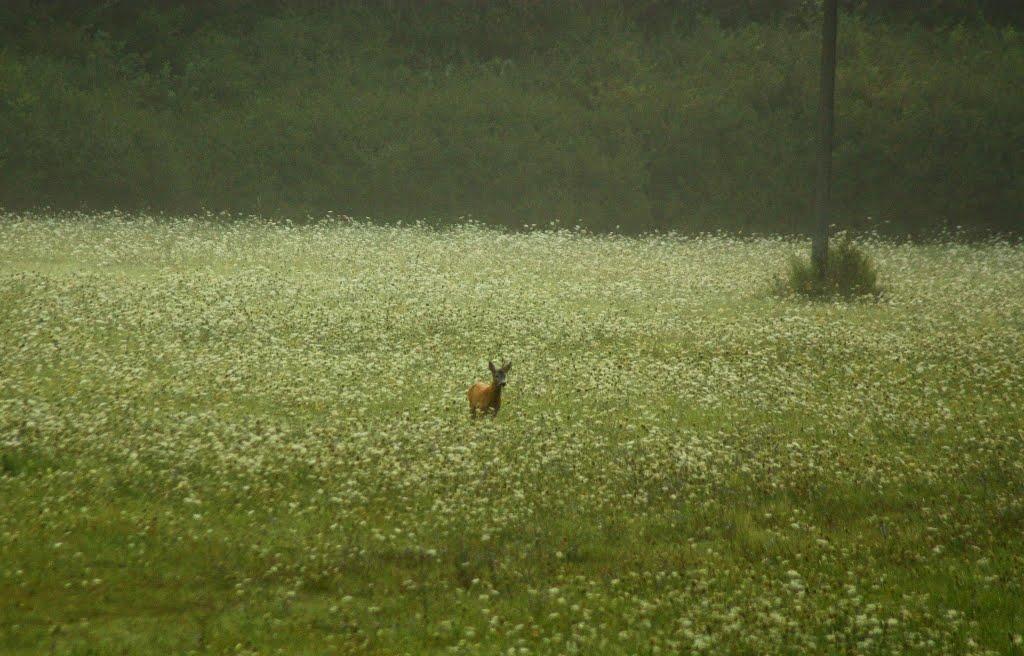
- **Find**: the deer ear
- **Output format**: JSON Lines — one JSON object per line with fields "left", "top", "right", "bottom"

{"left": 503, "top": 361, "right": 512, "bottom": 372}
{"left": 488, "top": 361, "right": 496, "bottom": 373}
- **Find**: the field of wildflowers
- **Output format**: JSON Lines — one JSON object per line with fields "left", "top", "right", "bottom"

{"left": 1, "top": 213, "right": 1022, "bottom": 655}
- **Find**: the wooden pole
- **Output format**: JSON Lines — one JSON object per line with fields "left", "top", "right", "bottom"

{"left": 812, "top": 0, "right": 838, "bottom": 278}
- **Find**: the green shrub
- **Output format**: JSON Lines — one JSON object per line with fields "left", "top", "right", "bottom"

{"left": 779, "top": 235, "right": 882, "bottom": 299}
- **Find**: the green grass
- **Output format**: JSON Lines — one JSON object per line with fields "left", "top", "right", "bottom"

{"left": 1, "top": 213, "right": 1023, "bottom": 655}
{"left": 779, "top": 235, "right": 882, "bottom": 299}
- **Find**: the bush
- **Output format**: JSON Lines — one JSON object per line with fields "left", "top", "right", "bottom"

{"left": 779, "top": 235, "right": 882, "bottom": 299}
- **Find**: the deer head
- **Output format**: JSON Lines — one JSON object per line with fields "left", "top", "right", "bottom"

{"left": 488, "top": 360, "right": 512, "bottom": 388}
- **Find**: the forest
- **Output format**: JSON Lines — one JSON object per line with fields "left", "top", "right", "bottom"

{"left": 2, "top": 0, "right": 1021, "bottom": 235}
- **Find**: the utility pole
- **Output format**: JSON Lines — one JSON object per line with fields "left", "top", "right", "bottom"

{"left": 812, "top": 0, "right": 838, "bottom": 278}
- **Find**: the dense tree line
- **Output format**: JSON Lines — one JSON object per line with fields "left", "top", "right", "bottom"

{"left": 1, "top": 1, "right": 1020, "bottom": 235}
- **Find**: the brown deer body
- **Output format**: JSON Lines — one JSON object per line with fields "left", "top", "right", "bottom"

{"left": 468, "top": 361, "right": 512, "bottom": 418}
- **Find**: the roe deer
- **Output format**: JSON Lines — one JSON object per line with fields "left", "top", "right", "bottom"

{"left": 467, "top": 360, "right": 512, "bottom": 418}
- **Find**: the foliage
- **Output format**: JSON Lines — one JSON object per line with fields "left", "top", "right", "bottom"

{"left": 0, "top": 3, "right": 1021, "bottom": 235}
{"left": 780, "top": 234, "right": 882, "bottom": 298}
{"left": 1, "top": 214, "right": 1023, "bottom": 654}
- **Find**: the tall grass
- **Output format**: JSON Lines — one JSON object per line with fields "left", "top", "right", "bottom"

{"left": 779, "top": 235, "right": 882, "bottom": 298}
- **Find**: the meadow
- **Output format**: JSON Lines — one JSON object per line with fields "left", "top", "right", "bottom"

{"left": 1, "top": 213, "right": 1022, "bottom": 655}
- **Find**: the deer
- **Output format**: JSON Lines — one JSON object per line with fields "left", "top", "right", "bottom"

{"left": 467, "top": 360, "right": 512, "bottom": 418}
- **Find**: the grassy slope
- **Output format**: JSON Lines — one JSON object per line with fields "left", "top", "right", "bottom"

{"left": 1, "top": 214, "right": 1023, "bottom": 654}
